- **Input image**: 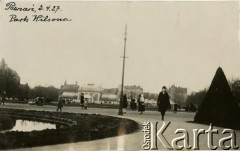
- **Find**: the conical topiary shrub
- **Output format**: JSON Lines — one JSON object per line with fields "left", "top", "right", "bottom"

{"left": 194, "top": 67, "right": 240, "bottom": 129}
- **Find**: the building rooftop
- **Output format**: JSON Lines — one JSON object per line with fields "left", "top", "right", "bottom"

{"left": 60, "top": 81, "right": 79, "bottom": 93}
{"left": 119, "top": 85, "right": 143, "bottom": 90}
{"left": 60, "top": 92, "right": 78, "bottom": 98}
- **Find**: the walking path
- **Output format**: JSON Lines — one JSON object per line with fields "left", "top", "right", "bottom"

{"left": 1, "top": 103, "right": 240, "bottom": 151}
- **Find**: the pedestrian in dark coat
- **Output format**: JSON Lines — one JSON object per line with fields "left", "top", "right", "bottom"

{"left": 138, "top": 94, "right": 145, "bottom": 114}
{"left": 80, "top": 93, "right": 84, "bottom": 109}
{"left": 173, "top": 103, "right": 178, "bottom": 114}
{"left": 157, "top": 86, "right": 171, "bottom": 120}
{"left": 133, "top": 99, "right": 137, "bottom": 111}
{"left": 130, "top": 98, "right": 136, "bottom": 111}
{"left": 0, "top": 97, "right": 5, "bottom": 106}
{"left": 122, "top": 94, "right": 128, "bottom": 113}
{"left": 57, "top": 99, "right": 63, "bottom": 112}
{"left": 0, "top": 91, "right": 6, "bottom": 106}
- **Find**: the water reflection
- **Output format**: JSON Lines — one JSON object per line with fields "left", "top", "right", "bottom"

{"left": 11, "top": 120, "right": 56, "bottom": 132}
{"left": 0, "top": 117, "right": 59, "bottom": 133}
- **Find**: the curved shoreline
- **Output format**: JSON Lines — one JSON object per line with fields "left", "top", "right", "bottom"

{"left": 0, "top": 108, "right": 139, "bottom": 150}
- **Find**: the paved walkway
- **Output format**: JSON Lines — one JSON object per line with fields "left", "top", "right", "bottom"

{"left": 1, "top": 103, "right": 240, "bottom": 151}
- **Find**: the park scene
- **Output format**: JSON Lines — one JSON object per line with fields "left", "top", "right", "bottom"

{"left": 1, "top": 1, "right": 240, "bottom": 151}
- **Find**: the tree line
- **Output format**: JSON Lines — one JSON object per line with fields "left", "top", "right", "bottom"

{"left": 0, "top": 58, "right": 59, "bottom": 102}
{"left": 1, "top": 58, "right": 240, "bottom": 104}
{"left": 186, "top": 79, "right": 240, "bottom": 106}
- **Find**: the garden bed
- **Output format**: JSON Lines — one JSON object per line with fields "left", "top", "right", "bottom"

{"left": 0, "top": 108, "right": 139, "bottom": 150}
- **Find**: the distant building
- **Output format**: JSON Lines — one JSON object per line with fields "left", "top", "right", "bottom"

{"left": 59, "top": 82, "right": 103, "bottom": 104}
{"left": 168, "top": 85, "right": 187, "bottom": 105}
{"left": 79, "top": 83, "right": 103, "bottom": 104}
{"left": 59, "top": 81, "right": 79, "bottom": 102}
{"left": 102, "top": 88, "right": 118, "bottom": 95}
{"left": 144, "top": 99, "right": 157, "bottom": 107}
{"left": 117, "top": 85, "right": 143, "bottom": 99}
{"left": 101, "top": 93, "right": 119, "bottom": 105}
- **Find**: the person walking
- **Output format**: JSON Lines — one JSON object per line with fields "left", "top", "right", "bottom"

{"left": 130, "top": 97, "right": 136, "bottom": 111}
{"left": 133, "top": 98, "right": 137, "bottom": 111}
{"left": 122, "top": 94, "right": 128, "bottom": 113}
{"left": 0, "top": 91, "right": 6, "bottom": 106}
{"left": 130, "top": 98, "right": 134, "bottom": 110}
{"left": 80, "top": 93, "right": 85, "bottom": 109}
{"left": 0, "top": 97, "right": 3, "bottom": 105}
{"left": 138, "top": 94, "right": 145, "bottom": 114}
{"left": 157, "top": 86, "right": 171, "bottom": 120}
{"left": 173, "top": 103, "right": 178, "bottom": 114}
{"left": 0, "top": 97, "right": 5, "bottom": 106}
{"left": 57, "top": 99, "right": 63, "bottom": 112}
{"left": 84, "top": 98, "right": 88, "bottom": 110}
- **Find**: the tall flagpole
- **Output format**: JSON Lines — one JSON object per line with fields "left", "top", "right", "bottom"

{"left": 118, "top": 24, "right": 128, "bottom": 115}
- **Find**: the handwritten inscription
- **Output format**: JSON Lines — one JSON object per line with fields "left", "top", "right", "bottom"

{"left": 5, "top": 2, "right": 36, "bottom": 12}
{"left": 5, "top": 2, "right": 72, "bottom": 23}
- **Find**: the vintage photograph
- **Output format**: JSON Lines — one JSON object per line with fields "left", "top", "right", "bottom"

{"left": 0, "top": 0, "right": 240, "bottom": 150}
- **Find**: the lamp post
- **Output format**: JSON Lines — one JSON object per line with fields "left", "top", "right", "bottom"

{"left": 118, "top": 24, "right": 128, "bottom": 115}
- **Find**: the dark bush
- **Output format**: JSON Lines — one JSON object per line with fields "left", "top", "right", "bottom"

{"left": 0, "top": 108, "right": 139, "bottom": 149}
{"left": 194, "top": 67, "right": 240, "bottom": 129}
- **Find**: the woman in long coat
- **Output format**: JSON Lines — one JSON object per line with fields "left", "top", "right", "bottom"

{"left": 157, "top": 86, "right": 171, "bottom": 120}
{"left": 138, "top": 94, "right": 145, "bottom": 114}
{"left": 80, "top": 93, "right": 85, "bottom": 109}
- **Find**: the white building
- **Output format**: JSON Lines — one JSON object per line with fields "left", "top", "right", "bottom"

{"left": 59, "top": 81, "right": 79, "bottom": 102}
{"left": 101, "top": 93, "right": 119, "bottom": 105}
{"left": 78, "top": 83, "right": 103, "bottom": 104}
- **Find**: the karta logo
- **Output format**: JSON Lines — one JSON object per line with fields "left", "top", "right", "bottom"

{"left": 142, "top": 122, "right": 239, "bottom": 150}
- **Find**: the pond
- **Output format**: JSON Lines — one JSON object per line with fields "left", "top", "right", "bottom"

{"left": 0, "top": 117, "right": 58, "bottom": 133}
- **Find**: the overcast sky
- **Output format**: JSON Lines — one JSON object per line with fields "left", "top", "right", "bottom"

{"left": 1, "top": 1, "right": 240, "bottom": 93}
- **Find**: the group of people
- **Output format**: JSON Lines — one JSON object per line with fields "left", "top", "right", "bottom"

{"left": 122, "top": 94, "right": 145, "bottom": 114}
{"left": 56, "top": 86, "right": 171, "bottom": 120}
{"left": 56, "top": 93, "right": 88, "bottom": 112}
{"left": 122, "top": 86, "right": 171, "bottom": 120}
